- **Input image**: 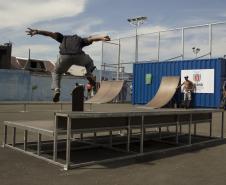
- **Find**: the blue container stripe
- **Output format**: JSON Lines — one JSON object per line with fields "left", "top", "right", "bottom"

{"left": 147, "top": 64, "right": 151, "bottom": 102}
{"left": 133, "top": 58, "right": 225, "bottom": 107}
{"left": 145, "top": 65, "right": 148, "bottom": 103}
{"left": 132, "top": 64, "right": 135, "bottom": 104}
{"left": 216, "top": 60, "right": 222, "bottom": 106}
{"left": 141, "top": 64, "right": 145, "bottom": 104}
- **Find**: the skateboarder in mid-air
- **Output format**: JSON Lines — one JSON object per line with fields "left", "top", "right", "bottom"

{"left": 26, "top": 28, "right": 110, "bottom": 102}
{"left": 176, "top": 76, "right": 195, "bottom": 108}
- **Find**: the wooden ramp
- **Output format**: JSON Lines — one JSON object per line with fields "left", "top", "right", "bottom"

{"left": 146, "top": 76, "right": 180, "bottom": 108}
{"left": 85, "top": 80, "right": 124, "bottom": 104}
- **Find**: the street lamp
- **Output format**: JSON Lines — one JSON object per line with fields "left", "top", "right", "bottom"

{"left": 192, "top": 46, "right": 200, "bottom": 57}
{"left": 127, "top": 16, "right": 147, "bottom": 63}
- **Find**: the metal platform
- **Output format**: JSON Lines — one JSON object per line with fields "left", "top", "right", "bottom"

{"left": 1, "top": 108, "right": 225, "bottom": 170}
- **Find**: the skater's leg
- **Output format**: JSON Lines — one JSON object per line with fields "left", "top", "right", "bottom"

{"left": 52, "top": 55, "right": 74, "bottom": 102}
{"left": 73, "top": 54, "right": 96, "bottom": 86}
{"left": 184, "top": 92, "right": 188, "bottom": 108}
{"left": 187, "top": 91, "right": 192, "bottom": 108}
{"left": 73, "top": 54, "right": 96, "bottom": 74}
{"left": 51, "top": 72, "right": 61, "bottom": 91}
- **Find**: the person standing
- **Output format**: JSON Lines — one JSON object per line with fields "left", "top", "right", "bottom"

{"left": 177, "top": 76, "right": 195, "bottom": 108}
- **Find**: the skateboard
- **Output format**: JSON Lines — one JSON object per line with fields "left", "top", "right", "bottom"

{"left": 86, "top": 75, "right": 96, "bottom": 87}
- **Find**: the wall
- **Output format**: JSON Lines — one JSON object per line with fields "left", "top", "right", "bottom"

{"left": 133, "top": 58, "right": 226, "bottom": 108}
{"left": 0, "top": 69, "right": 31, "bottom": 101}
{"left": 0, "top": 69, "right": 130, "bottom": 102}
{"left": 0, "top": 69, "right": 87, "bottom": 101}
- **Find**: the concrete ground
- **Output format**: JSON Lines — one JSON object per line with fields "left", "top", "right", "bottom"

{"left": 0, "top": 103, "right": 226, "bottom": 185}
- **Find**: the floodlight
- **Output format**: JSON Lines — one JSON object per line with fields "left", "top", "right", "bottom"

{"left": 127, "top": 16, "right": 147, "bottom": 63}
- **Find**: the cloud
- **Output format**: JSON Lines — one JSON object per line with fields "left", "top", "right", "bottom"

{"left": 35, "top": 17, "right": 104, "bottom": 35}
{"left": 0, "top": 0, "right": 87, "bottom": 28}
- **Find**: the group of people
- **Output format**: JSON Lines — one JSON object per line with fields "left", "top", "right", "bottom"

{"left": 25, "top": 27, "right": 205, "bottom": 109}
{"left": 25, "top": 27, "right": 136, "bottom": 103}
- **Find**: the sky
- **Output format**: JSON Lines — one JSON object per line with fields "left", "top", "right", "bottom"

{"left": 1, "top": 0, "right": 226, "bottom": 69}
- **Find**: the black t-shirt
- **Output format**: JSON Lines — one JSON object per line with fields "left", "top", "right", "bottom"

{"left": 55, "top": 32, "right": 64, "bottom": 43}
{"left": 55, "top": 32, "right": 92, "bottom": 55}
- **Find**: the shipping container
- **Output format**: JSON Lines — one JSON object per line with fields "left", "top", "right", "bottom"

{"left": 133, "top": 58, "right": 226, "bottom": 108}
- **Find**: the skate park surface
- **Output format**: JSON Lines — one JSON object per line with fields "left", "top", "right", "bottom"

{"left": 0, "top": 103, "right": 226, "bottom": 185}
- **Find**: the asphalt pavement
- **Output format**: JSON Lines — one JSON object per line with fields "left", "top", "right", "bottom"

{"left": 0, "top": 103, "right": 226, "bottom": 185}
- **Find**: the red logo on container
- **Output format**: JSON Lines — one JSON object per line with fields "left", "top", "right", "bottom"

{"left": 193, "top": 73, "right": 201, "bottom": 82}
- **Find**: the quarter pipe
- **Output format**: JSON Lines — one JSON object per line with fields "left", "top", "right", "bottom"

{"left": 146, "top": 76, "right": 180, "bottom": 108}
{"left": 85, "top": 80, "right": 124, "bottom": 104}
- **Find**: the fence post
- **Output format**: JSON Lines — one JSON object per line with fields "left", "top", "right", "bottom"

{"left": 181, "top": 27, "right": 185, "bottom": 60}
{"left": 209, "top": 24, "right": 212, "bottom": 59}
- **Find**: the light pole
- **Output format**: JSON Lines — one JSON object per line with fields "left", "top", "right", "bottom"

{"left": 192, "top": 47, "right": 201, "bottom": 57}
{"left": 127, "top": 16, "right": 147, "bottom": 63}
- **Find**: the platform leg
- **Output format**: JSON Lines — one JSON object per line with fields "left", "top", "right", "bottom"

{"left": 53, "top": 115, "right": 58, "bottom": 161}
{"left": 12, "top": 127, "right": 16, "bottom": 147}
{"left": 2, "top": 125, "right": 7, "bottom": 147}
{"left": 210, "top": 119, "right": 212, "bottom": 138}
{"left": 109, "top": 130, "right": 113, "bottom": 147}
{"left": 159, "top": 127, "right": 162, "bottom": 139}
{"left": 65, "top": 117, "right": 71, "bottom": 170}
{"left": 221, "top": 111, "right": 224, "bottom": 139}
{"left": 179, "top": 123, "right": 182, "bottom": 135}
{"left": 80, "top": 133, "right": 83, "bottom": 140}
{"left": 194, "top": 122, "right": 197, "bottom": 136}
{"left": 94, "top": 131, "right": 97, "bottom": 143}
{"left": 140, "top": 116, "right": 144, "bottom": 153}
{"left": 167, "top": 126, "right": 170, "bottom": 133}
{"left": 24, "top": 130, "right": 28, "bottom": 151}
{"left": 127, "top": 117, "right": 131, "bottom": 152}
{"left": 176, "top": 116, "right": 179, "bottom": 144}
{"left": 188, "top": 114, "right": 192, "bottom": 145}
{"left": 37, "top": 133, "right": 42, "bottom": 156}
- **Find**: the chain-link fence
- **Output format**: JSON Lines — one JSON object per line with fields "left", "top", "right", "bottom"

{"left": 101, "top": 22, "right": 226, "bottom": 81}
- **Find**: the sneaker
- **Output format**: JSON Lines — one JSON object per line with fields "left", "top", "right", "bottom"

{"left": 85, "top": 73, "right": 96, "bottom": 86}
{"left": 53, "top": 91, "right": 60, "bottom": 102}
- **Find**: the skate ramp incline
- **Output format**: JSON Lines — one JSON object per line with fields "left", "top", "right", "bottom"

{"left": 85, "top": 80, "right": 124, "bottom": 104}
{"left": 146, "top": 76, "right": 180, "bottom": 108}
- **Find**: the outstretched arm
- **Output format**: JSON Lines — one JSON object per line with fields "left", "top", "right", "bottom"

{"left": 87, "top": 35, "right": 111, "bottom": 42}
{"left": 26, "top": 28, "right": 58, "bottom": 40}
